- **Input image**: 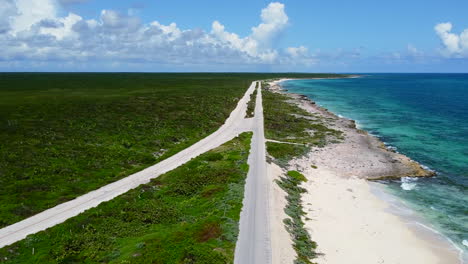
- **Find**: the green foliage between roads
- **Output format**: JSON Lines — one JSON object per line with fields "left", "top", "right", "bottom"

{"left": 245, "top": 85, "right": 257, "bottom": 118}
{"left": 277, "top": 171, "right": 317, "bottom": 264}
{"left": 0, "top": 132, "right": 252, "bottom": 264}
{"left": 0, "top": 73, "right": 346, "bottom": 227}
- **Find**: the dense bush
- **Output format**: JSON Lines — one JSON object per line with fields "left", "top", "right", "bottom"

{"left": 0, "top": 73, "right": 344, "bottom": 227}
{"left": 0, "top": 133, "right": 252, "bottom": 263}
{"left": 245, "top": 87, "right": 257, "bottom": 118}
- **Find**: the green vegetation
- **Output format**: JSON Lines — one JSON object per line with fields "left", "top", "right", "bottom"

{"left": 261, "top": 81, "right": 348, "bottom": 264}
{"left": 245, "top": 85, "right": 257, "bottom": 118}
{"left": 263, "top": 90, "right": 342, "bottom": 146}
{"left": 276, "top": 171, "right": 317, "bottom": 264}
{"left": 0, "top": 73, "right": 346, "bottom": 227}
{"left": 262, "top": 89, "right": 342, "bottom": 164}
{"left": 266, "top": 142, "right": 308, "bottom": 167}
{"left": 0, "top": 132, "right": 252, "bottom": 264}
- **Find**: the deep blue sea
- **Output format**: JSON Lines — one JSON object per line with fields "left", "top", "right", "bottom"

{"left": 283, "top": 74, "right": 467, "bottom": 256}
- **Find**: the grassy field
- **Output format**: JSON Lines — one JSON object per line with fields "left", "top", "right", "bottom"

{"left": 0, "top": 132, "right": 252, "bottom": 263}
{"left": 0, "top": 73, "right": 345, "bottom": 227}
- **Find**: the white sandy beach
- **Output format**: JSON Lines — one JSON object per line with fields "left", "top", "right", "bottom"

{"left": 296, "top": 164, "right": 461, "bottom": 264}
{"left": 269, "top": 79, "right": 462, "bottom": 264}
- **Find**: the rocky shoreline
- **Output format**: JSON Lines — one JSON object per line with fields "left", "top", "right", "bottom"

{"left": 267, "top": 79, "right": 460, "bottom": 264}
{"left": 269, "top": 80, "right": 435, "bottom": 180}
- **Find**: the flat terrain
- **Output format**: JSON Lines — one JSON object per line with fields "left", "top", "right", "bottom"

{"left": 0, "top": 73, "right": 350, "bottom": 264}
{"left": 0, "top": 73, "right": 245, "bottom": 227}
{"left": 262, "top": 80, "right": 345, "bottom": 264}
{"left": 0, "top": 133, "right": 252, "bottom": 263}
{"left": 0, "top": 81, "right": 256, "bottom": 248}
{"left": 0, "top": 73, "right": 345, "bottom": 227}
{"left": 234, "top": 83, "right": 270, "bottom": 264}
{"left": 262, "top": 82, "right": 343, "bottom": 165}
{"left": 266, "top": 79, "right": 459, "bottom": 264}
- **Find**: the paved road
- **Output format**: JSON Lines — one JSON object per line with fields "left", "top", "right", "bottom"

{"left": 0, "top": 82, "right": 257, "bottom": 248}
{"left": 234, "top": 82, "right": 272, "bottom": 264}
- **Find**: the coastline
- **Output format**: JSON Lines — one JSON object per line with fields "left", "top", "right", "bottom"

{"left": 270, "top": 78, "right": 434, "bottom": 180}
{"left": 269, "top": 78, "right": 463, "bottom": 264}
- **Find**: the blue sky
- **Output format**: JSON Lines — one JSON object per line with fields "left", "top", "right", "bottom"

{"left": 1, "top": 0, "right": 467, "bottom": 72}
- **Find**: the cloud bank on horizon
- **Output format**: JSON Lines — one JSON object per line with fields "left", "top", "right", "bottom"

{"left": 0, "top": 0, "right": 467, "bottom": 71}
{"left": 0, "top": 0, "right": 315, "bottom": 69}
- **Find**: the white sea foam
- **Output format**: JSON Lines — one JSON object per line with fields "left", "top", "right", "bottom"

{"left": 334, "top": 112, "right": 350, "bottom": 121}
{"left": 420, "top": 164, "right": 436, "bottom": 173}
{"left": 415, "top": 222, "right": 466, "bottom": 264}
{"left": 384, "top": 142, "right": 398, "bottom": 152}
{"left": 401, "top": 177, "right": 418, "bottom": 191}
{"left": 371, "top": 184, "right": 466, "bottom": 263}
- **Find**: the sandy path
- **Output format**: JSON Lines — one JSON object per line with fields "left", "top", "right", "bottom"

{"left": 235, "top": 82, "right": 274, "bottom": 264}
{"left": 0, "top": 81, "right": 257, "bottom": 249}
{"left": 234, "top": 82, "right": 297, "bottom": 264}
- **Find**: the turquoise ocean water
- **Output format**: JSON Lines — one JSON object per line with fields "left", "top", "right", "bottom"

{"left": 282, "top": 74, "right": 467, "bottom": 258}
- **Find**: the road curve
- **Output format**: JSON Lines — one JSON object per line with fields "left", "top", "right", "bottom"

{"left": 234, "top": 82, "right": 272, "bottom": 264}
{"left": 0, "top": 81, "right": 257, "bottom": 248}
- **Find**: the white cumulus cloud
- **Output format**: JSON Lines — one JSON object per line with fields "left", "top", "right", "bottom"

{"left": 209, "top": 2, "right": 294, "bottom": 63}
{"left": 11, "top": 0, "right": 58, "bottom": 33}
{"left": 435, "top": 22, "right": 468, "bottom": 58}
{"left": 251, "top": 2, "right": 288, "bottom": 46}
{"left": 286, "top": 46, "right": 308, "bottom": 57}
{"left": 0, "top": 0, "right": 314, "bottom": 69}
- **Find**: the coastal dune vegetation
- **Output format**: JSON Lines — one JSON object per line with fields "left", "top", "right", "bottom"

{"left": 262, "top": 80, "right": 344, "bottom": 264}
{"left": 262, "top": 84, "right": 343, "bottom": 165}
{"left": 277, "top": 170, "right": 317, "bottom": 264}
